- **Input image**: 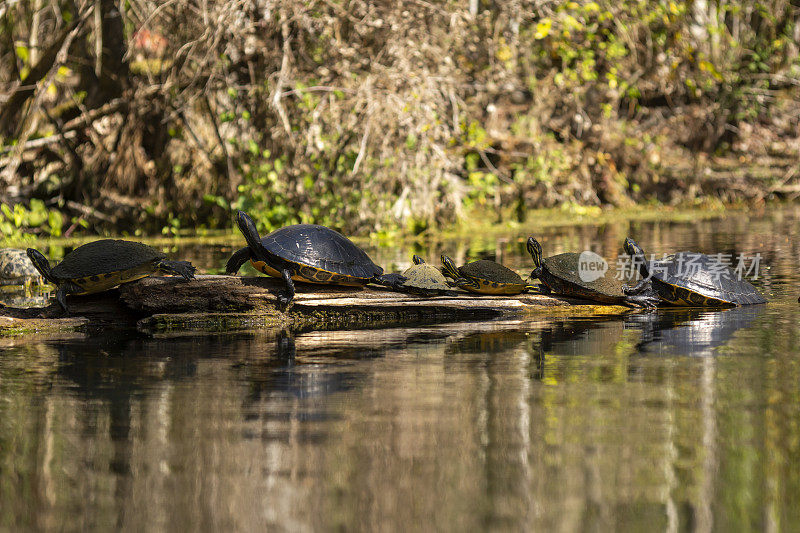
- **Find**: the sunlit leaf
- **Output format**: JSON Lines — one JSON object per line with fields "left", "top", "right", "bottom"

{"left": 534, "top": 18, "right": 552, "bottom": 40}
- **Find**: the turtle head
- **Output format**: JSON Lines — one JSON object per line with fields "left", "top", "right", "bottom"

{"left": 234, "top": 210, "right": 264, "bottom": 254}
{"left": 526, "top": 237, "right": 543, "bottom": 268}
{"left": 412, "top": 255, "right": 426, "bottom": 265}
{"left": 623, "top": 238, "right": 650, "bottom": 278}
{"left": 440, "top": 255, "right": 460, "bottom": 280}
{"left": 26, "top": 248, "right": 56, "bottom": 284}
{"left": 623, "top": 237, "right": 644, "bottom": 258}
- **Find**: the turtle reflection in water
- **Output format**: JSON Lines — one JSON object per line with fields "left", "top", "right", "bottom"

{"left": 26, "top": 240, "right": 196, "bottom": 313}
{"left": 625, "top": 305, "right": 766, "bottom": 356}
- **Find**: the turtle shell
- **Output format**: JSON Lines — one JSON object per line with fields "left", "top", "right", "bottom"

{"left": 649, "top": 252, "right": 767, "bottom": 306}
{"left": 459, "top": 260, "right": 524, "bottom": 284}
{"left": 261, "top": 224, "right": 382, "bottom": 279}
{"left": 542, "top": 253, "right": 626, "bottom": 301}
{"left": 0, "top": 248, "right": 41, "bottom": 281}
{"left": 401, "top": 263, "right": 449, "bottom": 293}
{"left": 51, "top": 239, "right": 165, "bottom": 280}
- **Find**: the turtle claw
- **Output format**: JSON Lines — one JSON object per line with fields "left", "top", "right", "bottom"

{"left": 624, "top": 293, "right": 661, "bottom": 310}
{"left": 159, "top": 260, "right": 196, "bottom": 280}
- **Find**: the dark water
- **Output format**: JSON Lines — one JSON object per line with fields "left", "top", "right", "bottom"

{"left": 2, "top": 207, "right": 800, "bottom": 531}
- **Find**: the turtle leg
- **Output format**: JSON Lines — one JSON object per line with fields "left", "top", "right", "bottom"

{"left": 157, "top": 260, "right": 196, "bottom": 280}
{"left": 55, "top": 282, "right": 82, "bottom": 315}
{"left": 278, "top": 268, "right": 296, "bottom": 307}
{"left": 526, "top": 267, "right": 544, "bottom": 294}
{"left": 373, "top": 273, "right": 407, "bottom": 291}
{"left": 527, "top": 282, "right": 551, "bottom": 295}
{"left": 225, "top": 247, "right": 252, "bottom": 275}
{"left": 623, "top": 279, "right": 651, "bottom": 296}
{"left": 621, "top": 279, "right": 660, "bottom": 309}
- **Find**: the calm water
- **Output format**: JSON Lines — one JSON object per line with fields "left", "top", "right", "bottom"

{"left": 2, "top": 207, "right": 800, "bottom": 531}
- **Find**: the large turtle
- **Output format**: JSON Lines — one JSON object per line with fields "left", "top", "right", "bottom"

{"left": 527, "top": 237, "right": 658, "bottom": 308}
{"left": 440, "top": 254, "right": 528, "bottom": 295}
{"left": 225, "top": 210, "right": 405, "bottom": 305}
{"left": 27, "top": 240, "right": 196, "bottom": 313}
{"left": 399, "top": 255, "right": 451, "bottom": 296}
{"left": 622, "top": 238, "right": 767, "bottom": 306}
{"left": 0, "top": 248, "right": 43, "bottom": 287}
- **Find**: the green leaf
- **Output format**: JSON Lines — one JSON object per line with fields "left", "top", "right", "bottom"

{"left": 15, "top": 45, "right": 29, "bottom": 63}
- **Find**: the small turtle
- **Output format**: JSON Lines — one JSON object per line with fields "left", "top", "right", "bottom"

{"left": 399, "top": 255, "right": 451, "bottom": 296}
{"left": 225, "top": 210, "right": 405, "bottom": 306}
{"left": 0, "top": 248, "right": 43, "bottom": 287}
{"left": 622, "top": 238, "right": 767, "bottom": 306}
{"left": 27, "top": 240, "right": 196, "bottom": 313}
{"left": 440, "top": 254, "right": 528, "bottom": 295}
{"left": 527, "top": 237, "right": 658, "bottom": 308}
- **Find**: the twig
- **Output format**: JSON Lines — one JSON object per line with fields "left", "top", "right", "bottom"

{"left": 1, "top": 12, "right": 88, "bottom": 184}
{"left": 42, "top": 107, "right": 82, "bottom": 171}
{"left": 769, "top": 163, "right": 800, "bottom": 192}
{"left": 0, "top": 96, "right": 127, "bottom": 158}
{"left": 0, "top": 131, "right": 77, "bottom": 156}
{"left": 478, "top": 150, "right": 515, "bottom": 185}
{"left": 203, "top": 93, "right": 235, "bottom": 181}
{"left": 62, "top": 97, "right": 127, "bottom": 131}
{"left": 448, "top": 89, "right": 459, "bottom": 133}
{"left": 61, "top": 200, "right": 114, "bottom": 222}
{"left": 93, "top": 0, "right": 102, "bottom": 76}
{"left": 280, "top": 86, "right": 355, "bottom": 97}
{"left": 29, "top": 0, "right": 45, "bottom": 65}
{"left": 271, "top": 16, "right": 294, "bottom": 138}
{"left": 0, "top": 16, "right": 85, "bottom": 134}
{"left": 352, "top": 115, "right": 371, "bottom": 175}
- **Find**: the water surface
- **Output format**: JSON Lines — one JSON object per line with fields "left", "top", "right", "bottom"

{"left": 2, "top": 207, "right": 799, "bottom": 531}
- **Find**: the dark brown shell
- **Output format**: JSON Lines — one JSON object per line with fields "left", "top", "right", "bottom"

{"left": 51, "top": 240, "right": 164, "bottom": 280}
{"left": 459, "top": 260, "right": 524, "bottom": 284}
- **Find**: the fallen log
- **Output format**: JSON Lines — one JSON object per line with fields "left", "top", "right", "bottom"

{"left": 0, "top": 275, "right": 631, "bottom": 337}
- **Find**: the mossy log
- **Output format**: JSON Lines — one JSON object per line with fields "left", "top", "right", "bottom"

{"left": 0, "top": 275, "right": 630, "bottom": 337}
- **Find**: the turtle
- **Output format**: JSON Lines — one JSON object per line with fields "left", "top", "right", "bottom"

{"left": 440, "top": 254, "right": 528, "bottom": 295}
{"left": 0, "top": 248, "right": 43, "bottom": 287}
{"left": 26, "top": 240, "right": 196, "bottom": 313}
{"left": 225, "top": 210, "right": 405, "bottom": 306}
{"left": 399, "top": 255, "right": 451, "bottom": 296}
{"left": 527, "top": 236, "right": 659, "bottom": 308}
{"left": 621, "top": 237, "right": 767, "bottom": 306}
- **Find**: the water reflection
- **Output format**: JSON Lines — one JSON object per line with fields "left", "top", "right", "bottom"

{"left": 626, "top": 306, "right": 767, "bottom": 356}
{"left": 2, "top": 209, "right": 800, "bottom": 530}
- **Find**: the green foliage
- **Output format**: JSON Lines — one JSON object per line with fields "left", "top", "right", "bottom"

{"left": 161, "top": 213, "right": 182, "bottom": 236}
{"left": 0, "top": 201, "right": 64, "bottom": 243}
{"left": 464, "top": 171, "right": 498, "bottom": 210}
{"left": 229, "top": 147, "right": 300, "bottom": 232}
{"left": 3, "top": 0, "right": 799, "bottom": 236}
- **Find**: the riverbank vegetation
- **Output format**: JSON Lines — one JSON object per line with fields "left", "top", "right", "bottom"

{"left": 1, "top": 0, "right": 799, "bottom": 239}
